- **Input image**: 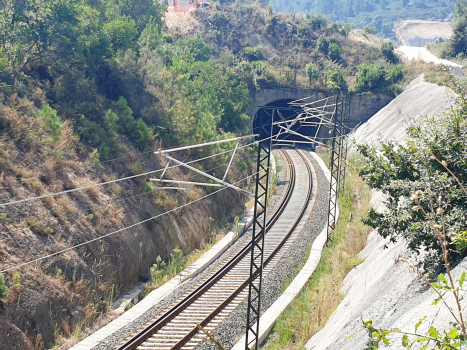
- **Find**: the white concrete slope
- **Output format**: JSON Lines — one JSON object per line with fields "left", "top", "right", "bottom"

{"left": 307, "top": 77, "right": 466, "bottom": 349}
{"left": 353, "top": 75, "right": 454, "bottom": 146}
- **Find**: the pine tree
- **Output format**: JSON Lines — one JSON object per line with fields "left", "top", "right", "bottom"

{"left": 39, "top": 104, "right": 62, "bottom": 145}
{"left": 0, "top": 273, "right": 8, "bottom": 300}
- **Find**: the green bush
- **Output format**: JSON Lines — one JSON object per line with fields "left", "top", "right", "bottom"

{"left": 357, "top": 80, "right": 467, "bottom": 269}
{"left": 354, "top": 64, "right": 404, "bottom": 93}
{"left": 381, "top": 42, "right": 396, "bottom": 63}
{"left": 328, "top": 43, "right": 342, "bottom": 61}
{"left": 326, "top": 70, "right": 348, "bottom": 92}
{"left": 354, "top": 64, "right": 386, "bottom": 92}
{"left": 0, "top": 273, "right": 8, "bottom": 299}
{"left": 244, "top": 46, "right": 265, "bottom": 61}
{"left": 304, "top": 63, "right": 320, "bottom": 84}
{"left": 38, "top": 104, "right": 62, "bottom": 145}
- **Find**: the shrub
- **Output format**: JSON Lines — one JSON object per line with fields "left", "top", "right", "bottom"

{"left": 244, "top": 46, "right": 265, "bottom": 61}
{"left": 0, "top": 273, "right": 8, "bottom": 299}
{"left": 354, "top": 64, "right": 386, "bottom": 92}
{"left": 326, "top": 70, "right": 348, "bottom": 92}
{"left": 317, "top": 36, "right": 331, "bottom": 54}
{"left": 304, "top": 63, "right": 320, "bottom": 85}
{"left": 87, "top": 149, "right": 101, "bottom": 170}
{"left": 385, "top": 65, "right": 404, "bottom": 84}
{"left": 381, "top": 42, "right": 396, "bottom": 63}
{"left": 357, "top": 78, "right": 467, "bottom": 269}
{"left": 328, "top": 43, "right": 341, "bottom": 61}
{"left": 12, "top": 272, "right": 21, "bottom": 290}
{"left": 38, "top": 104, "right": 62, "bottom": 145}
{"left": 363, "top": 25, "right": 377, "bottom": 35}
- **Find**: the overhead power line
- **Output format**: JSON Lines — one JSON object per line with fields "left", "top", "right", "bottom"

{"left": 0, "top": 172, "right": 259, "bottom": 274}
{"left": 2, "top": 152, "right": 258, "bottom": 235}
{"left": 0, "top": 135, "right": 260, "bottom": 208}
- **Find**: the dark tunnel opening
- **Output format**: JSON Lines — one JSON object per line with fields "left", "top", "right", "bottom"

{"left": 253, "top": 99, "right": 321, "bottom": 150}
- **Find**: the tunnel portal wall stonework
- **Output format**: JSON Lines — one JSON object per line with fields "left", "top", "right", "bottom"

{"left": 247, "top": 88, "right": 394, "bottom": 135}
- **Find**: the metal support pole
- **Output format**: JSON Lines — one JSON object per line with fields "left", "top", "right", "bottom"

{"left": 222, "top": 140, "right": 240, "bottom": 182}
{"left": 326, "top": 95, "right": 344, "bottom": 241}
{"left": 163, "top": 154, "right": 253, "bottom": 196}
{"left": 338, "top": 93, "right": 352, "bottom": 195}
{"left": 245, "top": 108, "right": 273, "bottom": 350}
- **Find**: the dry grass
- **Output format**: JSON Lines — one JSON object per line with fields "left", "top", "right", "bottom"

{"left": 74, "top": 177, "right": 102, "bottom": 201}
{"left": 43, "top": 195, "right": 77, "bottom": 219}
{"left": 153, "top": 190, "right": 179, "bottom": 211}
{"left": 186, "top": 187, "right": 204, "bottom": 201}
{"left": 21, "top": 175, "right": 45, "bottom": 195}
{"left": 263, "top": 152, "right": 372, "bottom": 350}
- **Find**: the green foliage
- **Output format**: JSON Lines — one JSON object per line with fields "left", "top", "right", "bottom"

{"left": 363, "top": 26, "right": 377, "bottom": 35}
{"left": 87, "top": 149, "right": 101, "bottom": 170}
{"left": 12, "top": 272, "right": 21, "bottom": 290}
{"left": 244, "top": 45, "right": 265, "bottom": 61}
{"left": 328, "top": 42, "right": 342, "bottom": 61}
{"left": 354, "top": 64, "right": 404, "bottom": 93}
{"left": 326, "top": 70, "right": 348, "bottom": 92}
{"left": 39, "top": 104, "right": 62, "bottom": 145}
{"left": 381, "top": 42, "right": 396, "bottom": 63}
{"left": 104, "top": 16, "right": 138, "bottom": 51}
{"left": 113, "top": 97, "right": 152, "bottom": 150}
{"left": 304, "top": 63, "right": 320, "bottom": 85}
{"left": 0, "top": 273, "right": 8, "bottom": 299}
{"left": 452, "top": 0, "right": 467, "bottom": 55}
{"left": 357, "top": 77, "right": 467, "bottom": 269}
{"left": 145, "top": 182, "right": 154, "bottom": 192}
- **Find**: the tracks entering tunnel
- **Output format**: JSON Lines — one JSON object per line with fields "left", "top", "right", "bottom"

{"left": 116, "top": 148, "right": 315, "bottom": 350}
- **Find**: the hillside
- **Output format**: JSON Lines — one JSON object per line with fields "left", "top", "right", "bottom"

{"left": 0, "top": 1, "right": 442, "bottom": 349}
{"left": 269, "top": 0, "right": 455, "bottom": 40}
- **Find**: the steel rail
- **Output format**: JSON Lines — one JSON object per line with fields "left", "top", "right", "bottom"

{"left": 117, "top": 148, "right": 313, "bottom": 350}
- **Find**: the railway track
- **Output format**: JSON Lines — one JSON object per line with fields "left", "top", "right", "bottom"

{"left": 117, "top": 148, "right": 314, "bottom": 350}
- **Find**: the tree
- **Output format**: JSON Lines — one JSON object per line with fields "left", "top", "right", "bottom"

{"left": 317, "top": 36, "right": 331, "bottom": 53}
{"left": 134, "top": 118, "right": 152, "bottom": 150}
{"left": 326, "top": 70, "right": 348, "bottom": 91}
{"left": 304, "top": 63, "right": 320, "bottom": 84}
{"left": 357, "top": 77, "right": 467, "bottom": 269}
{"left": 328, "top": 42, "right": 342, "bottom": 61}
{"left": 104, "top": 16, "right": 138, "bottom": 51}
{"left": 39, "top": 104, "right": 62, "bottom": 145}
{"left": 381, "top": 41, "right": 396, "bottom": 63}
{"left": 0, "top": 273, "right": 8, "bottom": 300}
{"left": 451, "top": 0, "right": 467, "bottom": 55}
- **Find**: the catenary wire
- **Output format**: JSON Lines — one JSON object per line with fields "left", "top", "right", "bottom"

{"left": 0, "top": 137, "right": 264, "bottom": 208}
{"left": 1, "top": 152, "right": 259, "bottom": 235}
{"left": 0, "top": 171, "right": 262, "bottom": 274}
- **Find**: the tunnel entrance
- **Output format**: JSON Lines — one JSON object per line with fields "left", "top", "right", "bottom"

{"left": 253, "top": 99, "right": 322, "bottom": 150}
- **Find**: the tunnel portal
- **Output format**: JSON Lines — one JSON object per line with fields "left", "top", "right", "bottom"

{"left": 252, "top": 99, "right": 323, "bottom": 150}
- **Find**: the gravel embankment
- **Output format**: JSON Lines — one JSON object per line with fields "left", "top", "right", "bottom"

{"left": 196, "top": 150, "right": 330, "bottom": 350}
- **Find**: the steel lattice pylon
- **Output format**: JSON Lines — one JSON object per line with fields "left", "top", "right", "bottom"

{"left": 245, "top": 93, "right": 352, "bottom": 348}
{"left": 245, "top": 108, "right": 273, "bottom": 350}
{"left": 326, "top": 95, "right": 345, "bottom": 241}
{"left": 338, "top": 93, "right": 352, "bottom": 196}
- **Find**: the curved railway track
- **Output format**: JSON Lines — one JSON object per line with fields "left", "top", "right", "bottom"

{"left": 117, "top": 148, "right": 314, "bottom": 350}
